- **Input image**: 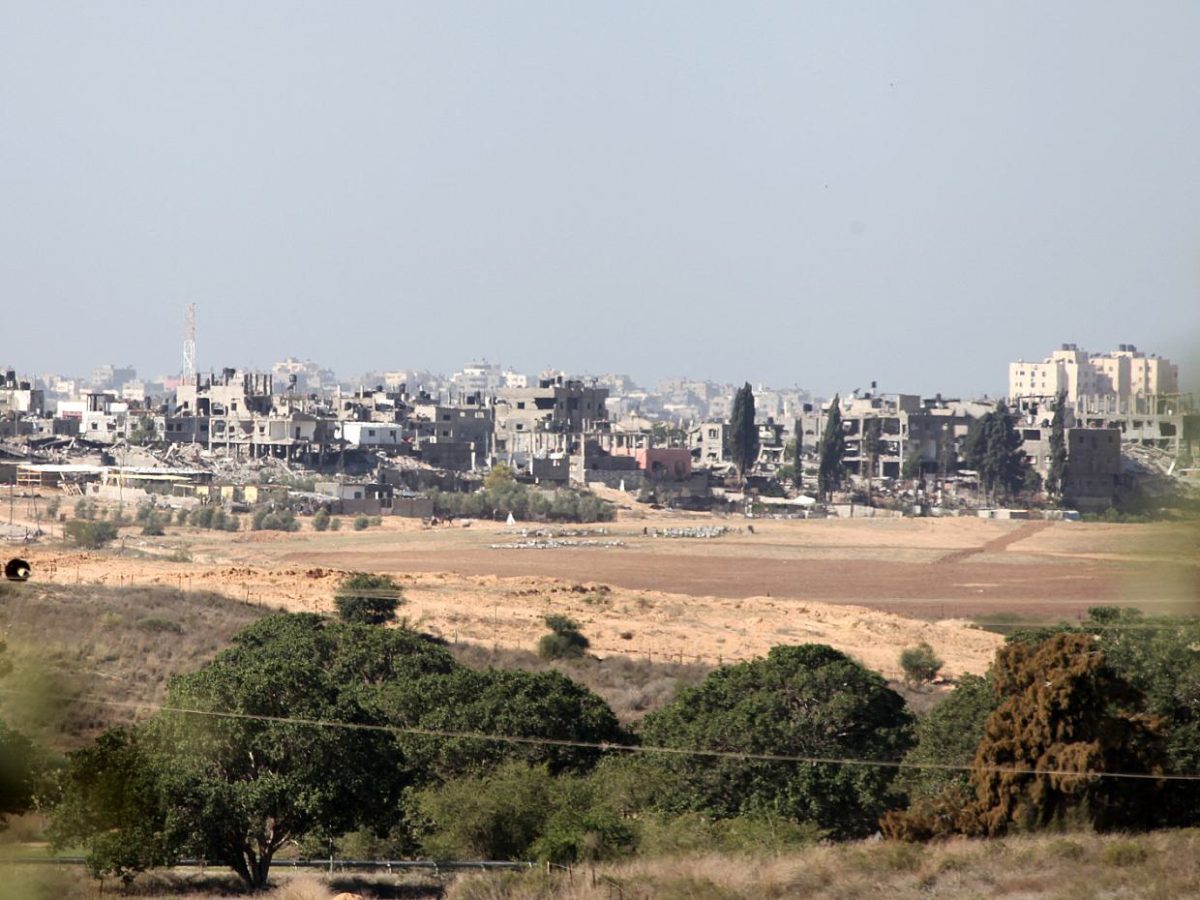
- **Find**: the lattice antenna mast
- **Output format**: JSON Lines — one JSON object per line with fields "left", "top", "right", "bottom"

{"left": 182, "top": 303, "right": 197, "bottom": 378}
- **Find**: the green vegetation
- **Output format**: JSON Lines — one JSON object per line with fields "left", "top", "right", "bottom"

{"left": 430, "top": 471, "right": 614, "bottom": 523}
{"left": 1046, "top": 391, "right": 1067, "bottom": 498}
{"left": 964, "top": 400, "right": 1030, "bottom": 503}
{"left": 352, "top": 514, "right": 370, "bottom": 530}
{"left": 186, "top": 504, "right": 241, "bottom": 532}
{"left": 311, "top": 508, "right": 330, "bottom": 531}
{"left": 251, "top": 508, "right": 299, "bottom": 532}
{"left": 537, "top": 615, "right": 589, "bottom": 660}
{"left": 639, "top": 645, "right": 914, "bottom": 838}
{"left": 898, "top": 642, "right": 943, "bottom": 686}
{"left": 333, "top": 572, "right": 404, "bottom": 625}
{"left": 817, "top": 396, "right": 845, "bottom": 499}
{"left": 729, "top": 382, "right": 759, "bottom": 481}
{"left": 14, "top": 578, "right": 1199, "bottom": 893}
{"left": 63, "top": 519, "right": 119, "bottom": 549}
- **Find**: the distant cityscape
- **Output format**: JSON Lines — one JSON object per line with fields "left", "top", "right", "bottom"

{"left": 1, "top": 340, "right": 1195, "bottom": 517}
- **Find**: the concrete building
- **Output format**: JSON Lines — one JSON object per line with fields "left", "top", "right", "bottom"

{"left": 0, "top": 371, "right": 45, "bottom": 416}
{"left": 494, "top": 377, "right": 609, "bottom": 465}
{"left": 1009, "top": 344, "right": 1180, "bottom": 411}
{"left": 1020, "top": 425, "right": 1122, "bottom": 511}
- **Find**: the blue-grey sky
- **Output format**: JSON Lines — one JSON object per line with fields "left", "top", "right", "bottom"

{"left": 3, "top": 2, "right": 1198, "bottom": 395}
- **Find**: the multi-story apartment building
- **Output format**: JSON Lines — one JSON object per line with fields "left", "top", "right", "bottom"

{"left": 1009, "top": 344, "right": 1179, "bottom": 411}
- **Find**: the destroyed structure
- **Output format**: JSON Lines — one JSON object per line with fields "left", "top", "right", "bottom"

{"left": 1, "top": 344, "right": 1195, "bottom": 523}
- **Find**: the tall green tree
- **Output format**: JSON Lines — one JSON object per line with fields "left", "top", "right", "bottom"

{"left": 817, "top": 396, "right": 846, "bottom": 500}
{"left": 1045, "top": 392, "right": 1068, "bottom": 499}
{"left": 792, "top": 420, "right": 803, "bottom": 488}
{"left": 640, "top": 644, "right": 913, "bottom": 838}
{"left": 729, "top": 383, "right": 760, "bottom": 482}
{"left": 968, "top": 401, "right": 1028, "bottom": 503}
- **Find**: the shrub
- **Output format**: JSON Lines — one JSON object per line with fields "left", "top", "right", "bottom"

{"left": 899, "top": 642, "right": 944, "bottom": 686}
{"left": 538, "top": 615, "right": 589, "bottom": 660}
{"left": 640, "top": 644, "right": 914, "bottom": 839}
{"left": 312, "top": 510, "right": 330, "bottom": 532}
{"left": 63, "top": 520, "right": 119, "bottom": 549}
{"left": 334, "top": 573, "right": 404, "bottom": 625}
{"left": 251, "top": 509, "right": 300, "bottom": 532}
{"left": 330, "top": 518, "right": 342, "bottom": 531}
{"left": 353, "top": 515, "right": 370, "bottom": 531}
{"left": 73, "top": 499, "right": 96, "bottom": 521}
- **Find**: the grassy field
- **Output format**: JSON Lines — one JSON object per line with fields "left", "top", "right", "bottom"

{"left": 447, "top": 829, "right": 1200, "bottom": 900}
{"left": 3, "top": 829, "right": 1195, "bottom": 898}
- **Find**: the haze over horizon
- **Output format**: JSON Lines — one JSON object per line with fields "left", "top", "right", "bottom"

{"left": 3, "top": 2, "right": 1199, "bottom": 396}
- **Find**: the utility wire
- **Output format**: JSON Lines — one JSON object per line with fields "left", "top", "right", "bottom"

{"left": 19, "top": 689, "right": 1200, "bottom": 784}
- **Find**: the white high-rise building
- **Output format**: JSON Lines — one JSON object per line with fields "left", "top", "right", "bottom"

{"left": 1009, "top": 344, "right": 1178, "bottom": 410}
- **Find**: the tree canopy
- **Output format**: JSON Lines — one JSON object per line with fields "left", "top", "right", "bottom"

{"left": 1046, "top": 392, "right": 1068, "bottom": 499}
{"left": 639, "top": 644, "right": 913, "bottom": 838}
{"left": 334, "top": 572, "right": 405, "bottom": 625}
{"left": 51, "top": 613, "right": 626, "bottom": 889}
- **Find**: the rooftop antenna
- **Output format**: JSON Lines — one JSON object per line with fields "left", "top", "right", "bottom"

{"left": 182, "top": 303, "right": 197, "bottom": 379}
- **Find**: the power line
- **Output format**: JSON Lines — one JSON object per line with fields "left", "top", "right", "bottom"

{"left": 20, "top": 689, "right": 1200, "bottom": 784}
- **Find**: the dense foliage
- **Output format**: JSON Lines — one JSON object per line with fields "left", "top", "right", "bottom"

{"left": 639, "top": 645, "right": 914, "bottom": 838}
{"left": 430, "top": 469, "right": 613, "bottom": 523}
{"left": 334, "top": 572, "right": 404, "bottom": 625}
{"left": 818, "top": 396, "right": 845, "bottom": 499}
{"left": 729, "top": 383, "right": 759, "bottom": 480}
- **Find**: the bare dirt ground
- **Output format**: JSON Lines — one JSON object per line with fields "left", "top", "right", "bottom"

{"left": 9, "top": 493, "right": 1199, "bottom": 680}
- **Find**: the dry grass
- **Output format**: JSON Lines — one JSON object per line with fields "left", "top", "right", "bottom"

{"left": 0, "top": 866, "right": 446, "bottom": 898}
{"left": 449, "top": 642, "right": 711, "bottom": 722}
{"left": 0, "top": 582, "right": 265, "bottom": 746}
{"left": 445, "top": 829, "right": 1200, "bottom": 899}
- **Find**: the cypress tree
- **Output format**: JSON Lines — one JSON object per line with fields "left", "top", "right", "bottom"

{"left": 978, "top": 400, "right": 1027, "bottom": 503}
{"left": 1046, "top": 392, "right": 1068, "bottom": 499}
{"left": 818, "top": 396, "right": 846, "bottom": 500}
{"left": 729, "top": 383, "right": 759, "bottom": 482}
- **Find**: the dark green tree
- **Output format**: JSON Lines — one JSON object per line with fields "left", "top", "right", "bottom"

{"left": 971, "top": 400, "right": 1028, "bottom": 503}
{"left": 385, "top": 666, "right": 625, "bottom": 781}
{"left": 817, "top": 396, "right": 846, "bottom": 500}
{"left": 537, "top": 614, "right": 589, "bottom": 660}
{"left": 53, "top": 615, "right": 426, "bottom": 890}
{"left": 334, "top": 572, "right": 404, "bottom": 625}
{"left": 792, "top": 421, "right": 803, "bottom": 488}
{"left": 639, "top": 644, "right": 913, "bottom": 838}
{"left": 1046, "top": 392, "right": 1068, "bottom": 499}
{"left": 729, "top": 383, "right": 760, "bottom": 482}
{"left": 49, "top": 729, "right": 174, "bottom": 884}
{"left": 861, "top": 417, "right": 884, "bottom": 498}
{"left": 894, "top": 674, "right": 998, "bottom": 801}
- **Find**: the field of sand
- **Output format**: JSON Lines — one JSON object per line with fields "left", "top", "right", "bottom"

{"left": 7, "top": 491, "right": 1198, "bottom": 680}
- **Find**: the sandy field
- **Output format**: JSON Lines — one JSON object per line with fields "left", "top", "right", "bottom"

{"left": 8, "top": 493, "right": 1199, "bottom": 679}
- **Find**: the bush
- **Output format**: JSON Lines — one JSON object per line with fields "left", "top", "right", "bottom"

{"left": 353, "top": 515, "right": 370, "bottom": 531}
{"left": 640, "top": 644, "right": 914, "bottom": 839}
{"left": 312, "top": 509, "right": 330, "bottom": 532}
{"left": 334, "top": 573, "right": 404, "bottom": 625}
{"left": 330, "top": 517, "right": 342, "bottom": 531}
{"left": 63, "top": 520, "right": 119, "bottom": 549}
{"left": 899, "top": 642, "right": 944, "bottom": 686}
{"left": 538, "top": 615, "right": 589, "bottom": 660}
{"left": 251, "top": 509, "right": 300, "bottom": 532}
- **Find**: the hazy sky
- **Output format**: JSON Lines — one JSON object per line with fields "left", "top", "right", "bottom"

{"left": 3, "top": 2, "right": 1198, "bottom": 395}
